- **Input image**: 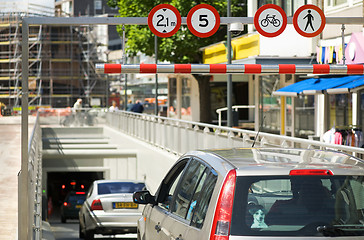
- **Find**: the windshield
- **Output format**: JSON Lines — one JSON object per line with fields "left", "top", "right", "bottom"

{"left": 231, "top": 176, "right": 364, "bottom": 236}
{"left": 98, "top": 182, "right": 145, "bottom": 195}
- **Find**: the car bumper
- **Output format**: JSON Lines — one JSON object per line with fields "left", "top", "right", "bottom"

{"left": 87, "top": 211, "right": 141, "bottom": 233}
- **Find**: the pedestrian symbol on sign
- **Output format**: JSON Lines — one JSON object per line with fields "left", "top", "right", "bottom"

{"left": 303, "top": 10, "right": 314, "bottom": 31}
{"left": 293, "top": 4, "right": 325, "bottom": 38}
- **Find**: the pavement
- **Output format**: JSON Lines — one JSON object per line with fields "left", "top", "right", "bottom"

{"left": 42, "top": 221, "right": 56, "bottom": 240}
{"left": 0, "top": 115, "right": 55, "bottom": 239}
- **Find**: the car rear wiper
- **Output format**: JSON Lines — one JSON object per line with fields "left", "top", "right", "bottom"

{"left": 317, "top": 225, "right": 364, "bottom": 237}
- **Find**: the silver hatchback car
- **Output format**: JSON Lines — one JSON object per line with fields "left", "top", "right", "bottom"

{"left": 133, "top": 148, "right": 364, "bottom": 240}
{"left": 79, "top": 179, "right": 146, "bottom": 239}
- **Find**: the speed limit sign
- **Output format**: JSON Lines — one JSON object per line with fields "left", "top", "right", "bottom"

{"left": 187, "top": 4, "right": 220, "bottom": 38}
{"left": 148, "top": 4, "right": 181, "bottom": 38}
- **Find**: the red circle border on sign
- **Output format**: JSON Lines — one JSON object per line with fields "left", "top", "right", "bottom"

{"left": 293, "top": 4, "right": 325, "bottom": 38}
{"left": 148, "top": 4, "right": 181, "bottom": 38}
{"left": 187, "top": 4, "right": 220, "bottom": 38}
{"left": 254, "top": 4, "right": 287, "bottom": 38}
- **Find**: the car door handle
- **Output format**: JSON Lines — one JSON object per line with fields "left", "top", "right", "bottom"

{"left": 155, "top": 224, "right": 161, "bottom": 233}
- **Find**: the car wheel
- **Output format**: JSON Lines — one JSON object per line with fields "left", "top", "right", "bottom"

{"left": 79, "top": 224, "right": 85, "bottom": 239}
{"left": 61, "top": 216, "right": 66, "bottom": 223}
{"left": 84, "top": 230, "right": 94, "bottom": 240}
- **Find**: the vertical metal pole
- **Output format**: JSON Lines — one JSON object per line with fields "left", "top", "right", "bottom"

{"left": 122, "top": 25, "right": 127, "bottom": 110}
{"left": 341, "top": 24, "right": 346, "bottom": 65}
{"left": 227, "top": 0, "right": 233, "bottom": 127}
{"left": 154, "top": 35, "right": 159, "bottom": 116}
{"left": 280, "top": 96, "right": 286, "bottom": 135}
{"left": 20, "top": 19, "right": 30, "bottom": 240}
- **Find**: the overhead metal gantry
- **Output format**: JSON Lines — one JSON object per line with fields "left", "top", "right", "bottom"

{"left": 21, "top": 16, "right": 364, "bottom": 239}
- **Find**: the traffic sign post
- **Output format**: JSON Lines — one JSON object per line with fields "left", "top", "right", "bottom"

{"left": 254, "top": 4, "right": 287, "bottom": 38}
{"left": 148, "top": 4, "right": 181, "bottom": 38}
{"left": 293, "top": 4, "right": 325, "bottom": 38}
{"left": 187, "top": 4, "right": 220, "bottom": 38}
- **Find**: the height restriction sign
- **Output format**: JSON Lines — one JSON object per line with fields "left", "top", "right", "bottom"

{"left": 254, "top": 4, "right": 287, "bottom": 38}
{"left": 293, "top": 5, "right": 325, "bottom": 38}
{"left": 148, "top": 4, "right": 181, "bottom": 38}
{"left": 187, "top": 4, "right": 220, "bottom": 38}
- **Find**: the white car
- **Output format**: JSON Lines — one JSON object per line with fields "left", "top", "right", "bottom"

{"left": 79, "top": 179, "right": 146, "bottom": 239}
{"left": 133, "top": 148, "right": 364, "bottom": 240}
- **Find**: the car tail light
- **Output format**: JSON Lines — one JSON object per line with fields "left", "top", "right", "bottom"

{"left": 290, "top": 169, "right": 333, "bottom": 176}
{"left": 76, "top": 192, "right": 85, "bottom": 195}
{"left": 91, "top": 199, "right": 103, "bottom": 211}
{"left": 210, "top": 169, "right": 236, "bottom": 240}
{"left": 63, "top": 202, "right": 70, "bottom": 207}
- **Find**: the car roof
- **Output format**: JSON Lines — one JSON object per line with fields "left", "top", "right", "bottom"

{"left": 195, "top": 148, "right": 364, "bottom": 176}
{"left": 93, "top": 179, "right": 145, "bottom": 184}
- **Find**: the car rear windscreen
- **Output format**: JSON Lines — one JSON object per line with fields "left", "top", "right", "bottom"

{"left": 231, "top": 175, "right": 364, "bottom": 237}
{"left": 98, "top": 182, "right": 145, "bottom": 195}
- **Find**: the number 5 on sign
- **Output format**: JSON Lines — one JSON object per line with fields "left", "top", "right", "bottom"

{"left": 187, "top": 4, "right": 220, "bottom": 38}
{"left": 148, "top": 4, "right": 181, "bottom": 38}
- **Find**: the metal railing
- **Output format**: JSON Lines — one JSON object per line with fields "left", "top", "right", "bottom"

{"left": 216, "top": 105, "right": 255, "bottom": 126}
{"left": 27, "top": 111, "right": 42, "bottom": 239}
{"left": 106, "top": 111, "right": 364, "bottom": 158}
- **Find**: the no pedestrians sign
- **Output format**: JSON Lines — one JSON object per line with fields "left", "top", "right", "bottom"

{"left": 293, "top": 5, "right": 325, "bottom": 38}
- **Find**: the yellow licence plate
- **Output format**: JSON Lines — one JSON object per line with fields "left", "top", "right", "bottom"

{"left": 113, "top": 202, "right": 138, "bottom": 209}
{"left": 76, "top": 205, "right": 82, "bottom": 208}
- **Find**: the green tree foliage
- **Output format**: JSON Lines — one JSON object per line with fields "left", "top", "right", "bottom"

{"left": 107, "top": 0, "right": 246, "bottom": 63}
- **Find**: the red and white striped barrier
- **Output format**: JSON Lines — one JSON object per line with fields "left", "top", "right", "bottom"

{"left": 96, "top": 63, "right": 364, "bottom": 75}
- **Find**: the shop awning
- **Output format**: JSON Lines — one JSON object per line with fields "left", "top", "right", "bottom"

{"left": 327, "top": 76, "right": 364, "bottom": 94}
{"left": 273, "top": 75, "right": 363, "bottom": 97}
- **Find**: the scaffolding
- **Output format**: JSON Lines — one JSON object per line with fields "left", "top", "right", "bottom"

{"left": 0, "top": 13, "right": 108, "bottom": 110}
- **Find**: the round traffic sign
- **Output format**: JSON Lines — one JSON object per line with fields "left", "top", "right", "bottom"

{"left": 254, "top": 4, "right": 287, "bottom": 38}
{"left": 148, "top": 4, "right": 181, "bottom": 38}
{"left": 293, "top": 5, "right": 325, "bottom": 38}
{"left": 187, "top": 4, "right": 220, "bottom": 38}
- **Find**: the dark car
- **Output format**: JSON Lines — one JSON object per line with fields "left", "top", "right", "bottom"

{"left": 60, "top": 191, "right": 86, "bottom": 223}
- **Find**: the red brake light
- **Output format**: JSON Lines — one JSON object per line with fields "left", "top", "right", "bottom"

{"left": 63, "top": 202, "right": 69, "bottom": 207}
{"left": 76, "top": 192, "right": 85, "bottom": 195}
{"left": 62, "top": 185, "right": 65, "bottom": 189}
{"left": 210, "top": 169, "right": 236, "bottom": 240}
{"left": 81, "top": 184, "right": 85, "bottom": 189}
{"left": 91, "top": 199, "right": 103, "bottom": 211}
{"left": 290, "top": 169, "right": 333, "bottom": 176}
{"left": 70, "top": 181, "right": 76, "bottom": 186}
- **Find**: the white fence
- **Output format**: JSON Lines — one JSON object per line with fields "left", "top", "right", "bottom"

{"left": 106, "top": 111, "right": 364, "bottom": 158}
{"left": 27, "top": 112, "right": 43, "bottom": 239}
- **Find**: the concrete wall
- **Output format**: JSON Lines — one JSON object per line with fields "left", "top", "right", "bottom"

{"left": 41, "top": 125, "right": 179, "bottom": 194}
{"left": 103, "top": 126, "right": 179, "bottom": 193}
{"left": 260, "top": 25, "right": 316, "bottom": 57}
{"left": 0, "top": 0, "right": 55, "bottom": 16}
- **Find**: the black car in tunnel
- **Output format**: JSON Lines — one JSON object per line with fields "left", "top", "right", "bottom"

{"left": 60, "top": 191, "right": 86, "bottom": 223}
{"left": 45, "top": 171, "right": 103, "bottom": 221}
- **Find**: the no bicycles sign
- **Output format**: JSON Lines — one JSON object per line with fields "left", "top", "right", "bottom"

{"left": 254, "top": 4, "right": 287, "bottom": 38}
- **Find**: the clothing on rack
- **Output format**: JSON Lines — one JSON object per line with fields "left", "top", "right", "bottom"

{"left": 322, "top": 127, "right": 364, "bottom": 148}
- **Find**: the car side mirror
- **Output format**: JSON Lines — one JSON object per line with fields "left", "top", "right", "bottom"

{"left": 133, "top": 190, "right": 156, "bottom": 205}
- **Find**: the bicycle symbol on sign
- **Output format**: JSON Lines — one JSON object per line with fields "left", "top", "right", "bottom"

{"left": 260, "top": 14, "right": 281, "bottom": 27}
